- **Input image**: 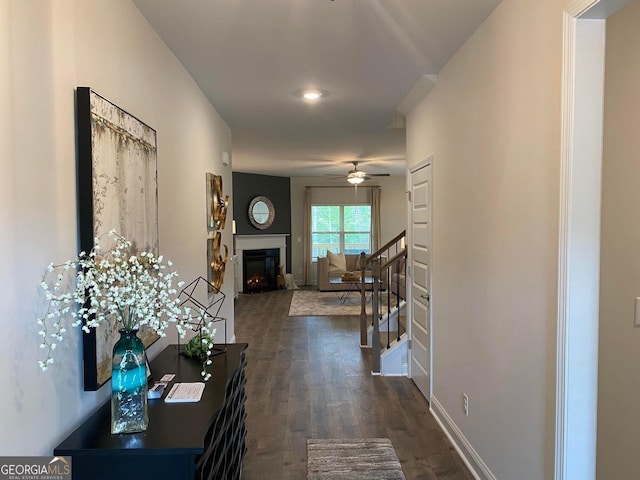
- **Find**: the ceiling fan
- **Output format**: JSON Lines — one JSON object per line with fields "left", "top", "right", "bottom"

{"left": 344, "top": 161, "right": 390, "bottom": 184}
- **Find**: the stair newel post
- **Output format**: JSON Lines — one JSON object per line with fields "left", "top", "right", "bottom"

{"left": 371, "top": 257, "right": 381, "bottom": 374}
{"left": 359, "top": 251, "right": 368, "bottom": 347}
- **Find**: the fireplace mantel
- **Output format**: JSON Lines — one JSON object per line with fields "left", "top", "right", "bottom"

{"left": 235, "top": 234, "right": 288, "bottom": 250}
{"left": 235, "top": 234, "right": 288, "bottom": 293}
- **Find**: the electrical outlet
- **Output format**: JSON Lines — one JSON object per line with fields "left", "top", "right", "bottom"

{"left": 463, "top": 393, "right": 469, "bottom": 416}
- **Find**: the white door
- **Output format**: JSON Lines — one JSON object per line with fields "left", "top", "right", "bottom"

{"left": 409, "top": 162, "right": 431, "bottom": 401}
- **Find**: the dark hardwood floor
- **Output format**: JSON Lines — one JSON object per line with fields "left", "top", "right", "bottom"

{"left": 234, "top": 289, "right": 473, "bottom": 480}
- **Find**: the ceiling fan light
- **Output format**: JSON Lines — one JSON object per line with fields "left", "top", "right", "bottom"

{"left": 303, "top": 90, "right": 322, "bottom": 101}
{"left": 347, "top": 176, "right": 365, "bottom": 185}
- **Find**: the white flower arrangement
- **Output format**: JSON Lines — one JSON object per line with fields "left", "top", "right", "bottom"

{"left": 37, "top": 230, "right": 215, "bottom": 381}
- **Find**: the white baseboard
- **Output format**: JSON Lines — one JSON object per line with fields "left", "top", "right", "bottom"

{"left": 430, "top": 396, "right": 497, "bottom": 480}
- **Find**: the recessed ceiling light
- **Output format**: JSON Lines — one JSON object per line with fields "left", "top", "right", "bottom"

{"left": 303, "top": 90, "right": 322, "bottom": 101}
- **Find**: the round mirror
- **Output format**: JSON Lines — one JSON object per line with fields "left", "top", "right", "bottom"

{"left": 252, "top": 201, "right": 270, "bottom": 224}
{"left": 248, "top": 196, "right": 275, "bottom": 229}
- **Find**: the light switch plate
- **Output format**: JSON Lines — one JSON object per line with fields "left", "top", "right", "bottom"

{"left": 634, "top": 297, "right": 640, "bottom": 327}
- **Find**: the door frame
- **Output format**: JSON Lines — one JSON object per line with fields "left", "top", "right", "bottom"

{"left": 556, "top": 1, "right": 629, "bottom": 478}
{"left": 407, "top": 156, "right": 434, "bottom": 401}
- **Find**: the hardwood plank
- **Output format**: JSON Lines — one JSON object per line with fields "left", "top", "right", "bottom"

{"left": 235, "top": 289, "right": 473, "bottom": 480}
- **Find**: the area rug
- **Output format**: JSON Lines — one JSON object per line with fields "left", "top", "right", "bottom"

{"left": 288, "top": 290, "right": 366, "bottom": 316}
{"left": 307, "top": 438, "right": 406, "bottom": 480}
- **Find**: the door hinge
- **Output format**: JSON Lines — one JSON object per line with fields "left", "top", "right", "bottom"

{"left": 406, "top": 190, "right": 411, "bottom": 202}
{"left": 407, "top": 339, "right": 412, "bottom": 349}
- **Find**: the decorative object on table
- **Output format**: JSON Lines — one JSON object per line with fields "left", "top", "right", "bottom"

{"left": 207, "top": 232, "right": 229, "bottom": 291}
{"left": 111, "top": 328, "right": 148, "bottom": 433}
{"left": 183, "top": 333, "right": 215, "bottom": 359}
{"left": 340, "top": 271, "right": 361, "bottom": 281}
{"left": 36, "top": 231, "right": 217, "bottom": 434}
{"left": 76, "top": 87, "right": 160, "bottom": 391}
{"left": 248, "top": 195, "right": 275, "bottom": 229}
{"left": 206, "top": 173, "right": 229, "bottom": 231}
{"left": 179, "top": 276, "right": 227, "bottom": 368}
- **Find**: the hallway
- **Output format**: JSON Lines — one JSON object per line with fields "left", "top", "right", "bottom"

{"left": 234, "top": 289, "right": 473, "bottom": 479}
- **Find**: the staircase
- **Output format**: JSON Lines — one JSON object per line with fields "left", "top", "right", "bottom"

{"left": 367, "top": 300, "right": 408, "bottom": 375}
{"left": 359, "top": 231, "right": 407, "bottom": 376}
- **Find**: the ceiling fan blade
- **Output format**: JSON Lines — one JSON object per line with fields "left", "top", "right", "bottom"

{"left": 367, "top": 173, "right": 390, "bottom": 177}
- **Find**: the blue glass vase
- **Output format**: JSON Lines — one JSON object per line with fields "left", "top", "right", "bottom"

{"left": 111, "top": 329, "right": 149, "bottom": 434}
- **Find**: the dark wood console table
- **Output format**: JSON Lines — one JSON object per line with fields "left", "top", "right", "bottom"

{"left": 54, "top": 343, "right": 248, "bottom": 480}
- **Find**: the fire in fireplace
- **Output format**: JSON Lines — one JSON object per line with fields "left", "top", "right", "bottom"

{"left": 243, "top": 248, "right": 280, "bottom": 293}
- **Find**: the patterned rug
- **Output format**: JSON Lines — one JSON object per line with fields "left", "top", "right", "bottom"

{"left": 288, "top": 290, "right": 366, "bottom": 316}
{"left": 307, "top": 438, "right": 406, "bottom": 480}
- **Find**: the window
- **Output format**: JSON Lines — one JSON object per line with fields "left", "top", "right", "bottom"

{"left": 311, "top": 205, "right": 371, "bottom": 261}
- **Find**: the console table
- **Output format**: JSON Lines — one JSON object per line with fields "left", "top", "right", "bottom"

{"left": 54, "top": 343, "right": 248, "bottom": 480}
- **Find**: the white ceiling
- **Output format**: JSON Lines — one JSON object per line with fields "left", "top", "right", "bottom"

{"left": 132, "top": 0, "right": 501, "bottom": 178}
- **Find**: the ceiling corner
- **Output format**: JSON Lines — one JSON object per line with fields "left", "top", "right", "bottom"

{"left": 396, "top": 74, "right": 438, "bottom": 116}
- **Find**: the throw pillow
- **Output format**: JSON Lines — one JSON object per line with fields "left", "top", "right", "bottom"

{"left": 327, "top": 250, "right": 347, "bottom": 272}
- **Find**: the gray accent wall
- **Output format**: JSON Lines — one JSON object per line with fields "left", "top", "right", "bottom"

{"left": 232, "top": 172, "right": 292, "bottom": 273}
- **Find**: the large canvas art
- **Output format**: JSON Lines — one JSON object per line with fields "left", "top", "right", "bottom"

{"left": 76, "top": 87, "right": 159, "bottom": 391}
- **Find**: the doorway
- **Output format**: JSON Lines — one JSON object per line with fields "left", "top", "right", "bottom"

{"left": 557, "top": 1, "right": 630, "bottom": 478}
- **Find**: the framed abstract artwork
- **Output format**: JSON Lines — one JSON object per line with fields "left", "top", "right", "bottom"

{"left": 76, "top": 87, "right": 160, "bottom": 391}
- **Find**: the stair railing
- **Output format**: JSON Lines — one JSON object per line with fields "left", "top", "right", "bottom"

{"left": 359, "top": 231, "right": 406, "bottom": 374}
{"left": 382, "top": 250, "right": 407, "bottom": 346}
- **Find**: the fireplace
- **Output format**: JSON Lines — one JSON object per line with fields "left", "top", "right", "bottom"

{"left": 243, "top": 248, "right": 280, "bottom": 293}
{"left": 235, "top": 234, "right": 288, "bottom": 295}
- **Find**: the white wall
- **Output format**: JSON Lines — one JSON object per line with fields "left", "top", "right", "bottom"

{"left": 406, "top": 0, "right": 565, "bottom": 478}
{"left": 290, "top": 176, "right": 407, "bottom": 285}
{"left": 597, "top": 2, "right": 640, "bottom": 477}
{"left": 0, "top": 0, "right": 232, "bottom": 455}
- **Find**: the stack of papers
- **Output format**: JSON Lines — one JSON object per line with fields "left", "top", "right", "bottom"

{"left": 164, "top": 382, "right": 206, "bottom": 403}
